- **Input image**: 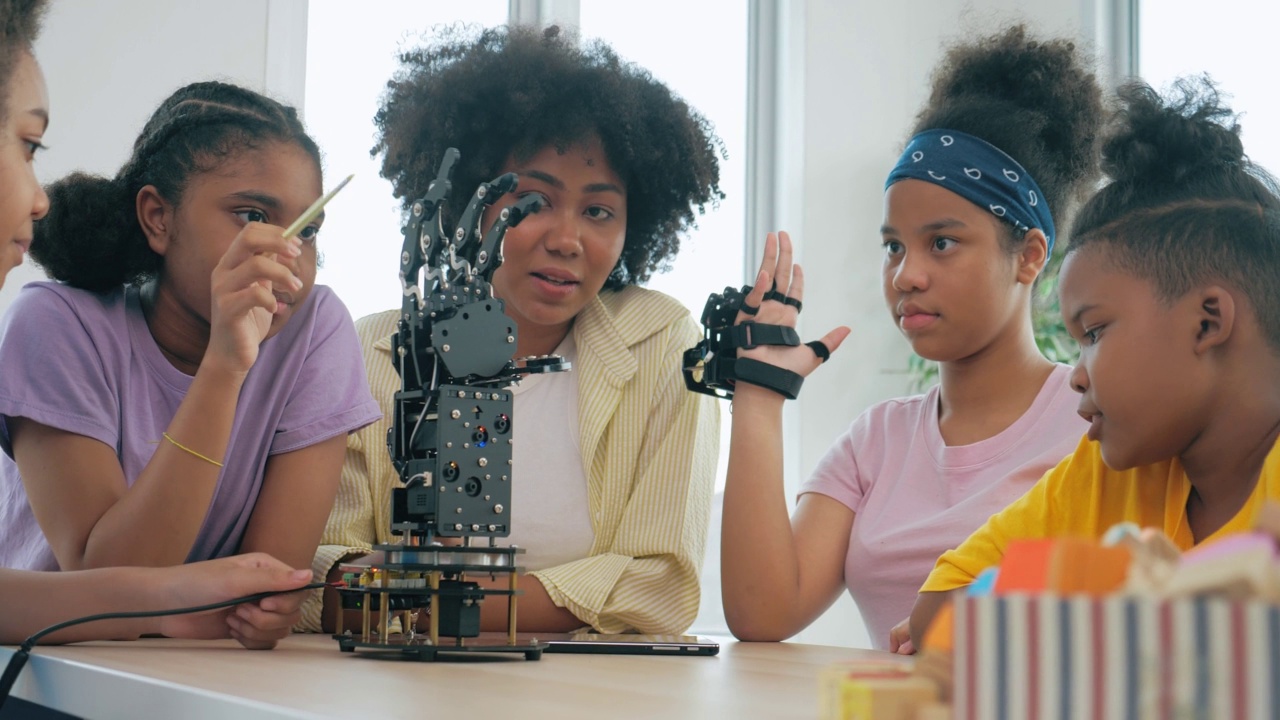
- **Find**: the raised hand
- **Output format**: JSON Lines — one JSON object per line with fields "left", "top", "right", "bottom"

{"left": 206, "top": 223, "right": 304, "bottom": 376}
{"left": 155, "top": 553, "right": 312, "bottom": 650}
{"left": 735, "top": 231, "right": 850, "bottom": 383}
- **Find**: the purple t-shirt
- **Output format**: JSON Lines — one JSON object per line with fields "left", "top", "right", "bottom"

{"left": 0, "top": 281, "right": 381, "bottom": 570}
{"left": 799, "top": 364, "right": 1086, "bottom": 650}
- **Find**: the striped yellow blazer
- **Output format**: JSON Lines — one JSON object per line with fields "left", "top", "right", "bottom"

{"left": 300, "top": 286, "right": 720, "bottom": 634}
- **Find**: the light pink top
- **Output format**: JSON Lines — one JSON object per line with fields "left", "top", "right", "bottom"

{"left": 800, "top": 364, "right": 1086, "bottom": 649}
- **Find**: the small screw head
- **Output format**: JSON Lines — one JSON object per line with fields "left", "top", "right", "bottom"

{"left": 494, "top": 504, "right": 504, "bottom": 514}
{"left": 450, "top": 409, "right": 461, "bottom": 419}
{"left": 412, "top": 202, "right": 424, "bottom": 217}
{"left": 478, "top": 458, "right": 488, "bottom": 467}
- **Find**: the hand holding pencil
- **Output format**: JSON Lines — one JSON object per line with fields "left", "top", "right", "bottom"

{"left": 204, "top": 174, "right": 353, "bottom": 375}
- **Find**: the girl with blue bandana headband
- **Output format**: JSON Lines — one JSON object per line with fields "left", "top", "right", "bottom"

{"left": 721, "top": 25, "right": 1103, "bottom": 652}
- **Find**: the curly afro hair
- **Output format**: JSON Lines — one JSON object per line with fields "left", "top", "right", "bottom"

{"left": 912, "top": 24, "right": 1104, "bottom": 252}
{"left": 1068, "top": 77, "right": 1280, "bottom": 351}
{"left": 0, "top": 0, "right": 47, "bottom": 123}
{"left": 374, "top": 24, "right": 725, "bottom": 290}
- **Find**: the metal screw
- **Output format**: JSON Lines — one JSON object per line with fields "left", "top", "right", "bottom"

{"left": 477, "top": 186, "right": 487, "bottom": 198}
{"left": 478, "top": 251, "right": 488, "bottom": 264}
{"left": 475, "top": 392, "right": 484, "bottom": 399}
{"left": 412, "top": 202, "right": 423, "bottom": 217}
{"left": 450, "top": 409, "right": 461, "bottom": 419}
{"left": 484, "top": 494, "right": 491, "bottom": 501}
{"left": 458, "top": 391, "right": 466, "bottom": 398}
{"left": 455, "top": 508, "right": 462, "bottom": 514}
{"left": 463, "top": 443, "right": 470, "bottom": 449}
{"left": 507, "top": 439, "right": 513, "bottom": 445}
{"left": 455, "top": 228, "right": 465, "bottom": 241}
{"left": 439, "top": 486, "right": 446, "bottom": 493}
{"left": 442, "top": 344, "right": 451, "bottom": 352}
{"left": 456, "top": 487, "right": 462, "bottom": 493}
{"left": 507, "top": 336, "right": 515, "bottom": 343}
{"left": 494, "top": 504, "right": 504, "bottom": 514}
{"left": 506, "top": 459, "right": 513, "bottom": 465}
{"left": 455, "top": 524, "right": 463, "bottom": 531}
{"left": 491, "top": 393, "right": 500, "bottom": 400}
{"left": 501, "top": 475, "right": 508, "bottom": 481}
{"left": 397, "top": 347, "right": 406, "bottom": 357}
{"left": 401, "top": 251, "right": 410, "bottom": 265}
{"left": 488, "top": 525, "right": 496, "bottom": 531}
{"left": 478, "top": 458, "right": 488, "bottom": 467}
{"left": 446, "top": 442, "right": 453, "bottom": 449}
{"left": 464, "top": 422, "right": 471, "bottom": 428}
{"left": 484, "top": 475, "right": 491, "bottom": 480}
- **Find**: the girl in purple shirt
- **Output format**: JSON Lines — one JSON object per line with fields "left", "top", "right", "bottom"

{"left": 0, "top": 0, "right": 333, "bottom": 650}
{"left": 0, "top": 76, "right": 380, "bottom": 626}
{"left": 720, "top": 26, "right": 1103, "bottom": 650}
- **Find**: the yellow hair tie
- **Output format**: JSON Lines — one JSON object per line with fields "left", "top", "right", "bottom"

{"left": 162, "top": 432, "right": 224, "bottom": 468}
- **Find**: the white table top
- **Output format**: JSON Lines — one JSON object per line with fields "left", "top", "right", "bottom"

{"left": 2, "top": 634, "right": 895, "bottom": 719}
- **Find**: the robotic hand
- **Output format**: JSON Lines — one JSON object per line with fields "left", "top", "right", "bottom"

{"left": 387, "top": 148, "right": 568, "bottom": 544}
{"left": 682, "top": 283, "right": 829, "bottom": 401}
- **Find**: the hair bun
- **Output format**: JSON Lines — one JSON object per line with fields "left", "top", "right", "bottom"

{"left": 1103, "top": 77, "right": 1246, "bottom": 187}
{"left": 32, "top": 172, "right": 142, "bottom": 292}
{"left": 912, "top": 24, "right": 1104, "bottom": 227}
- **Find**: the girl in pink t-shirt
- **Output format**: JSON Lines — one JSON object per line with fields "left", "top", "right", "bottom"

{"left": 720, "top": 26, "right": 1101, "bottom": 651}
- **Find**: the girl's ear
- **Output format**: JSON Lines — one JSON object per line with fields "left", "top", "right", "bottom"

{"left": 1192, "top": 285, "right": 1236, "bottom": 355}
{"left": 136, "top": 185, "right": 173, "bottom": 256}
{"left": 1015, "top": 229, "right": 1049, "bottom": 285}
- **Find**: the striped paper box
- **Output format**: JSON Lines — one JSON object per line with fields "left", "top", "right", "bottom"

{"left": 953, "top": 594, "right": 1280, "bottom": 720}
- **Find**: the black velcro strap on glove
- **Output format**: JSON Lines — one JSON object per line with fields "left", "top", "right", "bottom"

{"left": 763, "top": 290, "right": 802, "bottom": 313}
{"left": 727, "top": 322, "right": 800, "bottom": 350}
{"left": 734, "top": 358, "right": 804, "bottom": 400}
{"left": 806, "top": 340, "right": 830, "bottom": 363}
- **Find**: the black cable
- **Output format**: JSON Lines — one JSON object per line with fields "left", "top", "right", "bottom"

{"left": 0, "top": 581, "right": 328, "bottom": 712}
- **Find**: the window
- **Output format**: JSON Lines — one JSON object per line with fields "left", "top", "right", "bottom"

{"left": 1139, "top": 0, "right": 1280, "bottom": 173}
{"left": 305, "top": 0, "right": 507, "bottom": 321}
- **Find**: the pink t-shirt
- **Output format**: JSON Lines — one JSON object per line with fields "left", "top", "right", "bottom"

{"left": 799, "top": 364, "right": 1086, "bottom": 649}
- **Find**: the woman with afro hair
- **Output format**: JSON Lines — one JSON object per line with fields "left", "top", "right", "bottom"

{"left": 301, "top": 25, "right": 723, "bottom": 635}
{"left": 719, "top": 25, "right": 1104, "bottom": 651}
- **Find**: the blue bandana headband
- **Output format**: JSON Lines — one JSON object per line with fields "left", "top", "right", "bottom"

{"left": 885, "top": 129, "right": 1056, "bottom": 255}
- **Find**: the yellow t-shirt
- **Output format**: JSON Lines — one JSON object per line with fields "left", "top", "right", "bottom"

{"left": 921, "top": 433, "right": 1280, "bottom": 593}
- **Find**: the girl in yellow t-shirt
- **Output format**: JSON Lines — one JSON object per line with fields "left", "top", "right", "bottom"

{"left": 910, "top": 77, "right": 1280, "bottom": 644}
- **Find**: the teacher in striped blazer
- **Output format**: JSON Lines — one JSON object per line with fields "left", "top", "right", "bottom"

{"left": 298, "top": 24, "right": 723, "bottom": 636}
